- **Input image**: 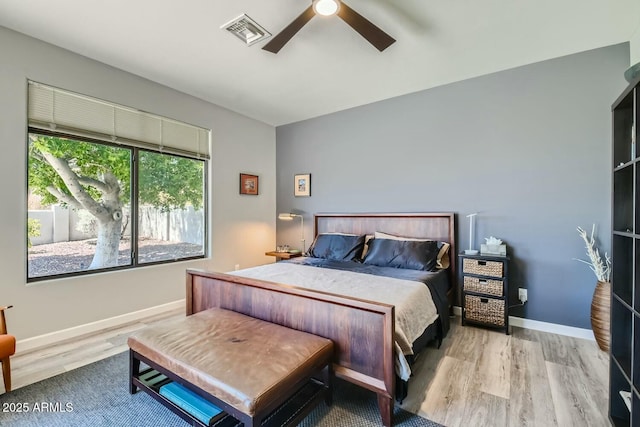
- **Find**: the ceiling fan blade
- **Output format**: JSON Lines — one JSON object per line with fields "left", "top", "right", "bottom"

{"left": 337, "top": 2, "right": 396, "bottom": 52}
{"left": 262, "top": 6, "right": 315, "bottom": 54}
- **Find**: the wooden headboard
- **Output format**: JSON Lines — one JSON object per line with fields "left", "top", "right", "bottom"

{"left": 314, "top": 212, "right": 457, "bottom": 291}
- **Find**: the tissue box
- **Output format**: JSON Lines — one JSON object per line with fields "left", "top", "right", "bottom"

{"left": 481, "top": 244, "right": 506, "bottom": 256}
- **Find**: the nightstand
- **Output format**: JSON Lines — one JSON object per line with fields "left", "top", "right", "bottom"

{"left": 265, "top": 251, "right": 303, "bottom": 262}
{"left": 459, "top": 253, "right": 510, "bottom": 334}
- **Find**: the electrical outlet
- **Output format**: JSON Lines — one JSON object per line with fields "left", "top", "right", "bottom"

{"left": 518, "top": 288, "right": 528, "bottom": 303}
{"left": 234, "top": 264, "right": 240, "bottom": 271}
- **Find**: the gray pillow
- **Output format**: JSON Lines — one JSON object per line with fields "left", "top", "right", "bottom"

{"left": 307, "top": 234, "right": 366, "bottom": 261}
{"left": 363, "top": 238, "right": 439, "bottom": 270}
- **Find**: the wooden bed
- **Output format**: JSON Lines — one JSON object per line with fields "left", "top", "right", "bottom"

{"left": 186, "top": 212, "right": 456, "bottom": 427}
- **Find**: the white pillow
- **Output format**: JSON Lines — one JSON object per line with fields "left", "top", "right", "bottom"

{"left": 361, "top": 234, "right": 374, "bottom": 258}
{"left": 436, "top": 243, "right": 450, "bottom": 269}
{"left": 374, "top": 231, "right": 428, "bottom": 241}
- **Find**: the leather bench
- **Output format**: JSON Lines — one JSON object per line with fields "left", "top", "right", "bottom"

{"left": 128, "top": 308, "right": 334, "bottom": 426}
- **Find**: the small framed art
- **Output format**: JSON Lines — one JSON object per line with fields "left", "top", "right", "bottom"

{"left": 239, "top": 173, "right": 259, "bottom": 195}
{"left": 294, "top": 173, "right": 311, "bottom": 197}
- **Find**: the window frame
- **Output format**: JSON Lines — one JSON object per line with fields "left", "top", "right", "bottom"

{"left": 26, "top": 128, "right": 208, "bottom": 283}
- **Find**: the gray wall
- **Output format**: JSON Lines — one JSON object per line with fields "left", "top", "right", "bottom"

{"left": 276, "top": 43, "right": 630, "bottom": 329}
{"left": 1, "top": 26, "right": 276, "bottom": 340}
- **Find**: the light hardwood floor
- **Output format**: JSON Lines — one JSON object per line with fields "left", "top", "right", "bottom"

{"left": 5, "top": 309, "right": 184, "bottom": 393}
{"left": 400, "top": 320, "right": 610, "bottom": 427}
{"left": 2, "top": 312, "right": 609, "bottom": 427}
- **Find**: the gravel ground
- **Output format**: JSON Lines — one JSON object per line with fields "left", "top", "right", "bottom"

{"left": 28, "top": 238, "right": 203, "bottom": 278}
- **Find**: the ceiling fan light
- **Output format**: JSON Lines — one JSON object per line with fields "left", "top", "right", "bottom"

{"left": 313, "top": 0, "right": 340, "bottom": 16}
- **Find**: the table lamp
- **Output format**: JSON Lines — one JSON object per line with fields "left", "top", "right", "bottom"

{"left": 278, "top": 213, "right": 305, "bottom": 253}
{"left": 465, "top": 212, "right": 479, "bottom": 255}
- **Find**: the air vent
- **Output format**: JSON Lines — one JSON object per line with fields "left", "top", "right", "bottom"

{"left": 221, "top": 14, "right": 271, "bottom": 46}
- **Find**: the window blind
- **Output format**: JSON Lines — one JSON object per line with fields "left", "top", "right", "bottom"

{"left": 28, "top": 81, "right": 210, "bottom": 160}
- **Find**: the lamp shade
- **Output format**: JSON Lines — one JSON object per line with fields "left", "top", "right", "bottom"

{"left": 278, "top": 213, "right": 297, "bottom": 220}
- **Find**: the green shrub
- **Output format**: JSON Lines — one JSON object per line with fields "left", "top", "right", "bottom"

{"left": 27, "top": 218, "right": 41, "bottom": 248}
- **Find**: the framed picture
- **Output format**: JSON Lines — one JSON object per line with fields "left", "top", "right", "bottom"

{"left": 239, "top": 173, "right": 259, "bottom": 195}
{"left": 294, "top": 173, "right": 311, "bottom": 197}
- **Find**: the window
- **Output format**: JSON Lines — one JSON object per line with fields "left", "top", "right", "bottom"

{"left": 27, "top": 82, "right": 208, "bottom": 281}
{"left": 137, "top": 150, "right": 205, "bottom": 264}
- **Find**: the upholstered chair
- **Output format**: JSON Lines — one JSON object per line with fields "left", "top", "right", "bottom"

{"left": 0, "top": 305, "right": 15, "bottom": 393}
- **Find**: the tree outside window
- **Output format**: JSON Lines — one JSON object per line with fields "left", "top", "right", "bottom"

{"left": 27, "top": 133, "right": 206, "bottom": 281}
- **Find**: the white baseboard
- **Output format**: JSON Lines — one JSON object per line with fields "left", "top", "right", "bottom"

{"left": 451, "top": 306, "right": 595, "bottom": 341}
{"left": 16, "top": 299, "right": 185, "bottom": 354}
{"left": 17, "top": 301, "right": 594, "bottom": 354}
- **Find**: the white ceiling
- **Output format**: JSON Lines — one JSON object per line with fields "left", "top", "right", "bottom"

{"left": 0, "top": 0, "right": 636, "bottom": 126}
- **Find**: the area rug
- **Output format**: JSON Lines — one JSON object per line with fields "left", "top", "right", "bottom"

{"left": 0, "top": 352, "right": 441, "bottom": 426}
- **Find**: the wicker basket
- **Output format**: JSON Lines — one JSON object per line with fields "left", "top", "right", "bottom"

{"left": 463, "top": 258, "right": 503, "bottom": 278}
{"left": 465, "top": 295, "right": 505, "bottom": 326}
{"left": 463, "top": 276, "right": 503, "bottom": 296}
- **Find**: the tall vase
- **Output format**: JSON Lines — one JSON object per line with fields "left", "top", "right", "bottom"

{"left": 591, "top": 280, "right": 610, "bottom": 352}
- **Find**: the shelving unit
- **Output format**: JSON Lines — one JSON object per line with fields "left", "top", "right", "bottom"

{"left": 459, "top": 253, "right": 510, "bottom": 334}
{"left": 610, "top": 73, "right": 640, "bottom": 426}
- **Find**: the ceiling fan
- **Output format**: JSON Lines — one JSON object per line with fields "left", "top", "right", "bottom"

{"left": 262, "top": 0, "right": 396, "bottom": 54}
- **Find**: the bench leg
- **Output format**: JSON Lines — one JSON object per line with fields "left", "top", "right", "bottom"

{"left": 240, "top": 413, "right": 260, "bottom": 427}
{"left": 129, "top": 350, "right": 140, "bottom": 394}
{"left": 377, "top": 393, "right": 393, "bottom": 427}
{"left": 322, "top": 364, "right": 333, "bottom": 407}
